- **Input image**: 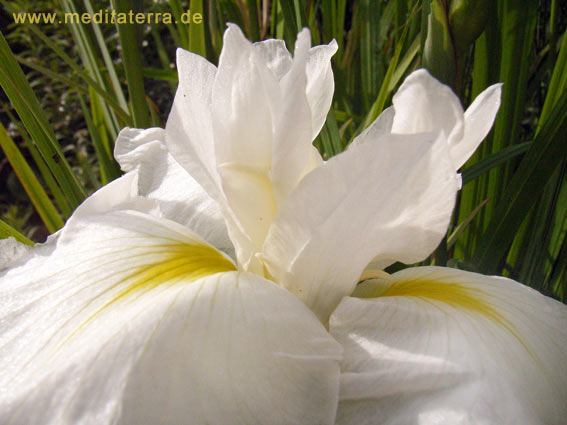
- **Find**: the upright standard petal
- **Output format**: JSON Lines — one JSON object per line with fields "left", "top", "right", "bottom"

{"left": 263, "top": 130, "right": 457, "bottom": 322}
{"left": 165, "top": 26, "right": 337, "bottom": 272}
{"left": 212, "top": 24, "right": 279, "bottom": 172}
{"left": 253, "top": 35, "right": 337, "bottom": 141}
{"left": 271, "top": 29, "right": 315, "bottom": 203}
{"left": 165, "top": 48, "right": 222, "bottom": 202}
{"left": 0, "top": 210, "right": 342, "bottom": 425}
{"left": 269, "top": 31, "right": 337, "bottom": 202}
{"left": 209, "top": 25, "right": 281, "bottom": 269}
{"left": 331, "top": 266, "right": 567, "bottom": 425}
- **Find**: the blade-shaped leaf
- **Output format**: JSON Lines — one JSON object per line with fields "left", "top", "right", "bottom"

{"left": 0, "top": 31, "right": 86, "bottom": 209}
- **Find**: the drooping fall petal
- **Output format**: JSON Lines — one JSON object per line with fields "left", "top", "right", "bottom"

{"left": 331, "top": 266, "right": 567, "bottom": 425}
{"left": 0, "top": 209, "right": 342, "bottom": 425}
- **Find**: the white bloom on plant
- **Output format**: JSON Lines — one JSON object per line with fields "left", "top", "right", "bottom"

{"left": 0, "top": 24, "right": 565, "bottom": 425}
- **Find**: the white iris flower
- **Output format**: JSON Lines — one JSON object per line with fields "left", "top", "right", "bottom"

{"left": 1, "top": 25, "right": 565, "bottom": 425}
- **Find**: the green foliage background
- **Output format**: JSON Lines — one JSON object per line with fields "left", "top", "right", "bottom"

{"left": 1, "top": 0, "right": 566, "bottom": 300}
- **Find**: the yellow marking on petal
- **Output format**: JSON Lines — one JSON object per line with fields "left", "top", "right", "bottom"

{"left": 354, "top": 277, "right": 533, "bottom": 356}
{"left": 111, "top": 243, "right": 236, "bottom": 303}
{"left": 57, "top": 242, "right": 236, "bottom": 350}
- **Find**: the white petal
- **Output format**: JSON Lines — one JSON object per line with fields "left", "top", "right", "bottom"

{"left": 454, "top": 84, "right": 503, "bottom": 168}
{"left": 0, "top": 210, "right": 341, "bottom": 425}
{"left": 255, "top": 32, "right": 336, "bottom": 204}
{"left": 114, "top": 127, "right": 166, "bottom": 172}
{"left": 253, "top": 34, "right": 337, "bottom": 143}
{"left": 208, "top": 25, "right": 283, "bottom": 265}
{"left": 253, "top": 38, "right": 293, "bottom": 80}
{"left": 331, "top": 266, "right": 567, "bottom": 425}
{"left": 263, "top": 130, "right": 457, "bottom": 321}
{"left": 217, "top": 163, "right": 277, "bottom": 260}
{"left": 305, "top": 40, "right": 338, "bottom": 139}
{"left": 351, "top": 106, "right": 395, "bottom": 147}
{"left": 114, "top": 127, "right": 233, "bottom": 255}
{"left": 70, "top": 171, "right": 159, "bottom": 220}
{"left": 212, "top": 24, "right": 279, "bottom": 171}
{"left": 392, "top": 69, "right": 465, "bottom": 165}
{"left": 165, "top": 48, "right": 223, "bottom": 202}
{"left": 271, "top": 29, "right": 314, "bottom": 203}
{"left": 253, "top": 34, "right": 337, "bottom": 142}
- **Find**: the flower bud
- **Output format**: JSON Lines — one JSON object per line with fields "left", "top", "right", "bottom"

{"left": 449, "top": 0, "right": 491, "bottom": 52}
{"left": 423, "top": 0, "right": 456, "bottom": 86}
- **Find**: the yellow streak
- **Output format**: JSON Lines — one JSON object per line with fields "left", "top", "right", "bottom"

{"left": 355, "top": 278, "right": 531, "bottom": 355}
{"left": 57, "top": 242, "right": 236, "bottom": 349}
{"left": 111, "top": 243, "right": 236, "bottom": 302}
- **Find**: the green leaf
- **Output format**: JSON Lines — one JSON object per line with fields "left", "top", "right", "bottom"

{"left": 474, "top": 91, "right": 567, "bottom": 272}
{"left": 24, "top": 23, "right": 131, "bottom": 125}
{"left": 422, "top": 0, "right": 456, "bottom": 86}
{"left": 358, "top": 13, "right": 416, "bottom": 135}
{"left": 189, "top": 0, "right": 207, "bottom": 56}
{"left": 143, "top": 68, "right": 179, "bottom": 83}
{"left": 0, "top": 31, "right": 86, "bottom": 209}
{"left": 461, "top": 142, "right": 532, "bottom": 185}
{"left": 79, "top": 90, "right": 121, "bottom": 185}
{"left": 58, "top": 0, "right": 122, "bottom": 138}
{"left": 83, "top": 0, "right": 129, "bottom": 112}
{"left": 278, "top": 0, "right": 299, "bottom": 49}
{"left": 0, "top": 122, "right": 64, "bottom": 233}
{"left": 539, "top": 30, "right": 567, "bottom": 126}
{"left": 317, "top": 108, "right": 342, "bottom": 159}
{"left": 245, "top": 0, "right": 261, "bottom": 40}
{"left": 448, "top": 198, "right": 490, "bottom": 248}
{"left": 0, "top": 219, "right": 34, "bottom": 246}
{"left": 4, "top": 108, "right": 72, "bottom": 218}
{"left": 112, "top": 0, "right": 152, "bottom": 128}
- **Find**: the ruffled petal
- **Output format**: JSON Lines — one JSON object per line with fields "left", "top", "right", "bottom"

{"left": 114, "top": 127, "right": 232, "bottom": 255}
{"left": 331, "top": 266, "right": 567, "bottom": 425}
{"left": 0, "top": 211, "right": 341, "bottom": 425}
{"left": 263, "top": 130, "right": 457, "bottom": 322}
